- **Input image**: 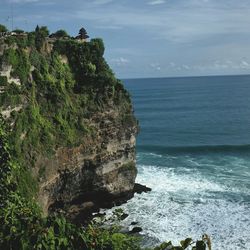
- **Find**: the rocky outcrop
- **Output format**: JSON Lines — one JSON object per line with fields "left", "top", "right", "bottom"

{"left": 36, "top": 109, "right": 138, "bottom": 220}
{"left": 0, "top": 34, "right": 138, "bottom": 222}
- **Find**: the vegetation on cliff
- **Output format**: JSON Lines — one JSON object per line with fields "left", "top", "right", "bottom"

{"left": 0, "top": 24, "right": 211, "bottom": 249}
{"left": 0, "top": 24, "right": 141, "bottom": 249}
{"left": 0, "top": 116, "right": 141, "bottom": 249}
{"left": 0, "top": 25, "right": 135, "bottom": 200}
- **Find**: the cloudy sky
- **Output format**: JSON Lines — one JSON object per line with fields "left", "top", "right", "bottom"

{"left": 1, "top": 0, "right": 250, "bottom": 78}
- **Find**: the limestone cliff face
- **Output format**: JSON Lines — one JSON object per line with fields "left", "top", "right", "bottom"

{"left": 37, "top": 108, "right": 138, "bottom": 218}
{"left": 0, "top": 33, "right": 138, "bottom": 220}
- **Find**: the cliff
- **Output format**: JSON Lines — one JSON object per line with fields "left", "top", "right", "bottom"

{"left": 0, "top": 28, "right": 138, "bottom": 221}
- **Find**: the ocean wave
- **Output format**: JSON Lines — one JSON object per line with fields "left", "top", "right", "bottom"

{"left": 138, "top": 144, "right": 250, "bottom": 154}
{"left": 106, "top": 163, "right": 250, "bottom": 249}
{"left": 136, "top": 164, "right": 225, "bottom": 195}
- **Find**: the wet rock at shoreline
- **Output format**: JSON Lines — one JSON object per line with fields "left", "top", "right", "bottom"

{"left": 134, "top": 183, "right": 152, "bottom": 194}
{"left": 129, "top": 226, "right": 143, "bottom": 234}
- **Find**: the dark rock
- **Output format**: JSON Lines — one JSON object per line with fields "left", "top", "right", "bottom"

{"left": 129, "top": 226, "right": 143, "bottom": 234}
{"left": 66, "top": 201, "right": 97, "bottom": 225}
{"left": 133, "top": 183, "right": 152, "bottom": 194}
{"left": 120, "top": 213, "right": 129, "bottom": 220}
{"left": 130, "top": 221, "right": 138, "bottom": 226}
{"left": 93, "top": 212, "right": 106, "bottom": 218}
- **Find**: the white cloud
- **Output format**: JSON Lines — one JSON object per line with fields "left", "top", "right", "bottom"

{"left": 8, "top": 0, "right": 39, "bottom": 3}
{"left": 111, "top": 57, "right": 129, "bottom": 66}
{"left": 191, "top": 59, "right": 250, "bottom": 72}
{"left": 158, "top": 59, "right": 250, "bottom": 74}
{"left": 182, "top": 64, "right": 190, "bottom": 70}
{"left": 240, "top": 60, "right": 250, "bottom": 69}
{"left": 95, "top": 25, "right": 123, "bottom": 30}
{"left": 150, "top": 63, "right": 161, "bottom": 71}
{"left": 92, "top": 0, "right": 114, "bottom": 5}
{"left": 74, "top": 2, "right": 250, "bottom": 44}
{"left": 148, "top": 0, "right": 165, "bottom": 5}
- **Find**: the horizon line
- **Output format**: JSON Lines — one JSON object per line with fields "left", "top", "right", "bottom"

{"left": 121, "top": 73, "right": 250, "bottom": 81}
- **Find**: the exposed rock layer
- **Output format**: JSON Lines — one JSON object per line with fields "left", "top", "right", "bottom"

{"left": 37, "top": 109, "right": 138, "bottom": 218}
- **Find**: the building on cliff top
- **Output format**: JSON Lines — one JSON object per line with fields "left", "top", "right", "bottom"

{"left": 0, "top": 31, "right": 27, "bottom": 38}
{"left": 75, "top": 27, "right": 89, "bottom": 42}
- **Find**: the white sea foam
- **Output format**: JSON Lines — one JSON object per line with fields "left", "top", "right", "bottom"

{"left": 137, "top": 164, "right": 224, "bottom": 194}
{"left": 107, "top": 163, "right": 250, "bottom": 250}
{"left": 149, "top": 152, "right": 163, "bottom": 158}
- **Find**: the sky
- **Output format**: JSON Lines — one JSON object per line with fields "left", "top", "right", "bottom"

{"left": 1, "top": 0, "right": 250, "bottom": 79}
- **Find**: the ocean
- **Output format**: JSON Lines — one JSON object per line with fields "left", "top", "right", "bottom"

{"left": 112, "top": 75, "right": 250, "bottom": 249}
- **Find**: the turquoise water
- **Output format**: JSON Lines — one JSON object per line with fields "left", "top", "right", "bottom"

{"left": 119, "top": 75, "right": 250, "bottom": 249}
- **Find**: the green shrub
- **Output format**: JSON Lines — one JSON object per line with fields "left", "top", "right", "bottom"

{"left": 13, "top": 29, "right": 25, "bottom": 34}
{"left": 27, "top": 32, "right": 36, "bottom": 47}
{"left": 0, "top": 24, "right": 8, "bottom": 32}
{"left": 35, "top": 25, "right": 48, "bottom": 50}
{"left": 120, "top": 162, "right": 136, "bottom": 172}
{"left": 11, "top": 49, "right": 30, "bottom": 83}
{"left": 51, "top": 29, "right": 69, "bottom": 38}
{"left": 3, "top": 48, "right": 18, "bottom": 66}
{"left": 4, "top": 35, "right": 16, "bottom": 46}
{"left": 0, "top": 75, "right": 7, "bottom": 86}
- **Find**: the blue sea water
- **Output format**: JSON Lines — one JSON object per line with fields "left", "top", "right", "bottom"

{"left": 114, "top": 75, "right": 250, "bottom": 249}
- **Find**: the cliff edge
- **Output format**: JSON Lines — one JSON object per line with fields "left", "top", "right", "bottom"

{"left": 0, "top": 27, "right": 138, "bottom": 221}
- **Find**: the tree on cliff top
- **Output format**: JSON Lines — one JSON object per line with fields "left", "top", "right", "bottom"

{"left": 12, "top": 29, "right": 25, "bottom": 34}
{"left": 0, "top": 24, "right": 8, "bottom": 33}
{"left": 50, "top": 29, "right": 69, "bottom": 38}
{"left": 35, "top": 25, "right": 49, "bottom": 37}
{"left": 35, "top": 25, "right": 49, "bottom": 50}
